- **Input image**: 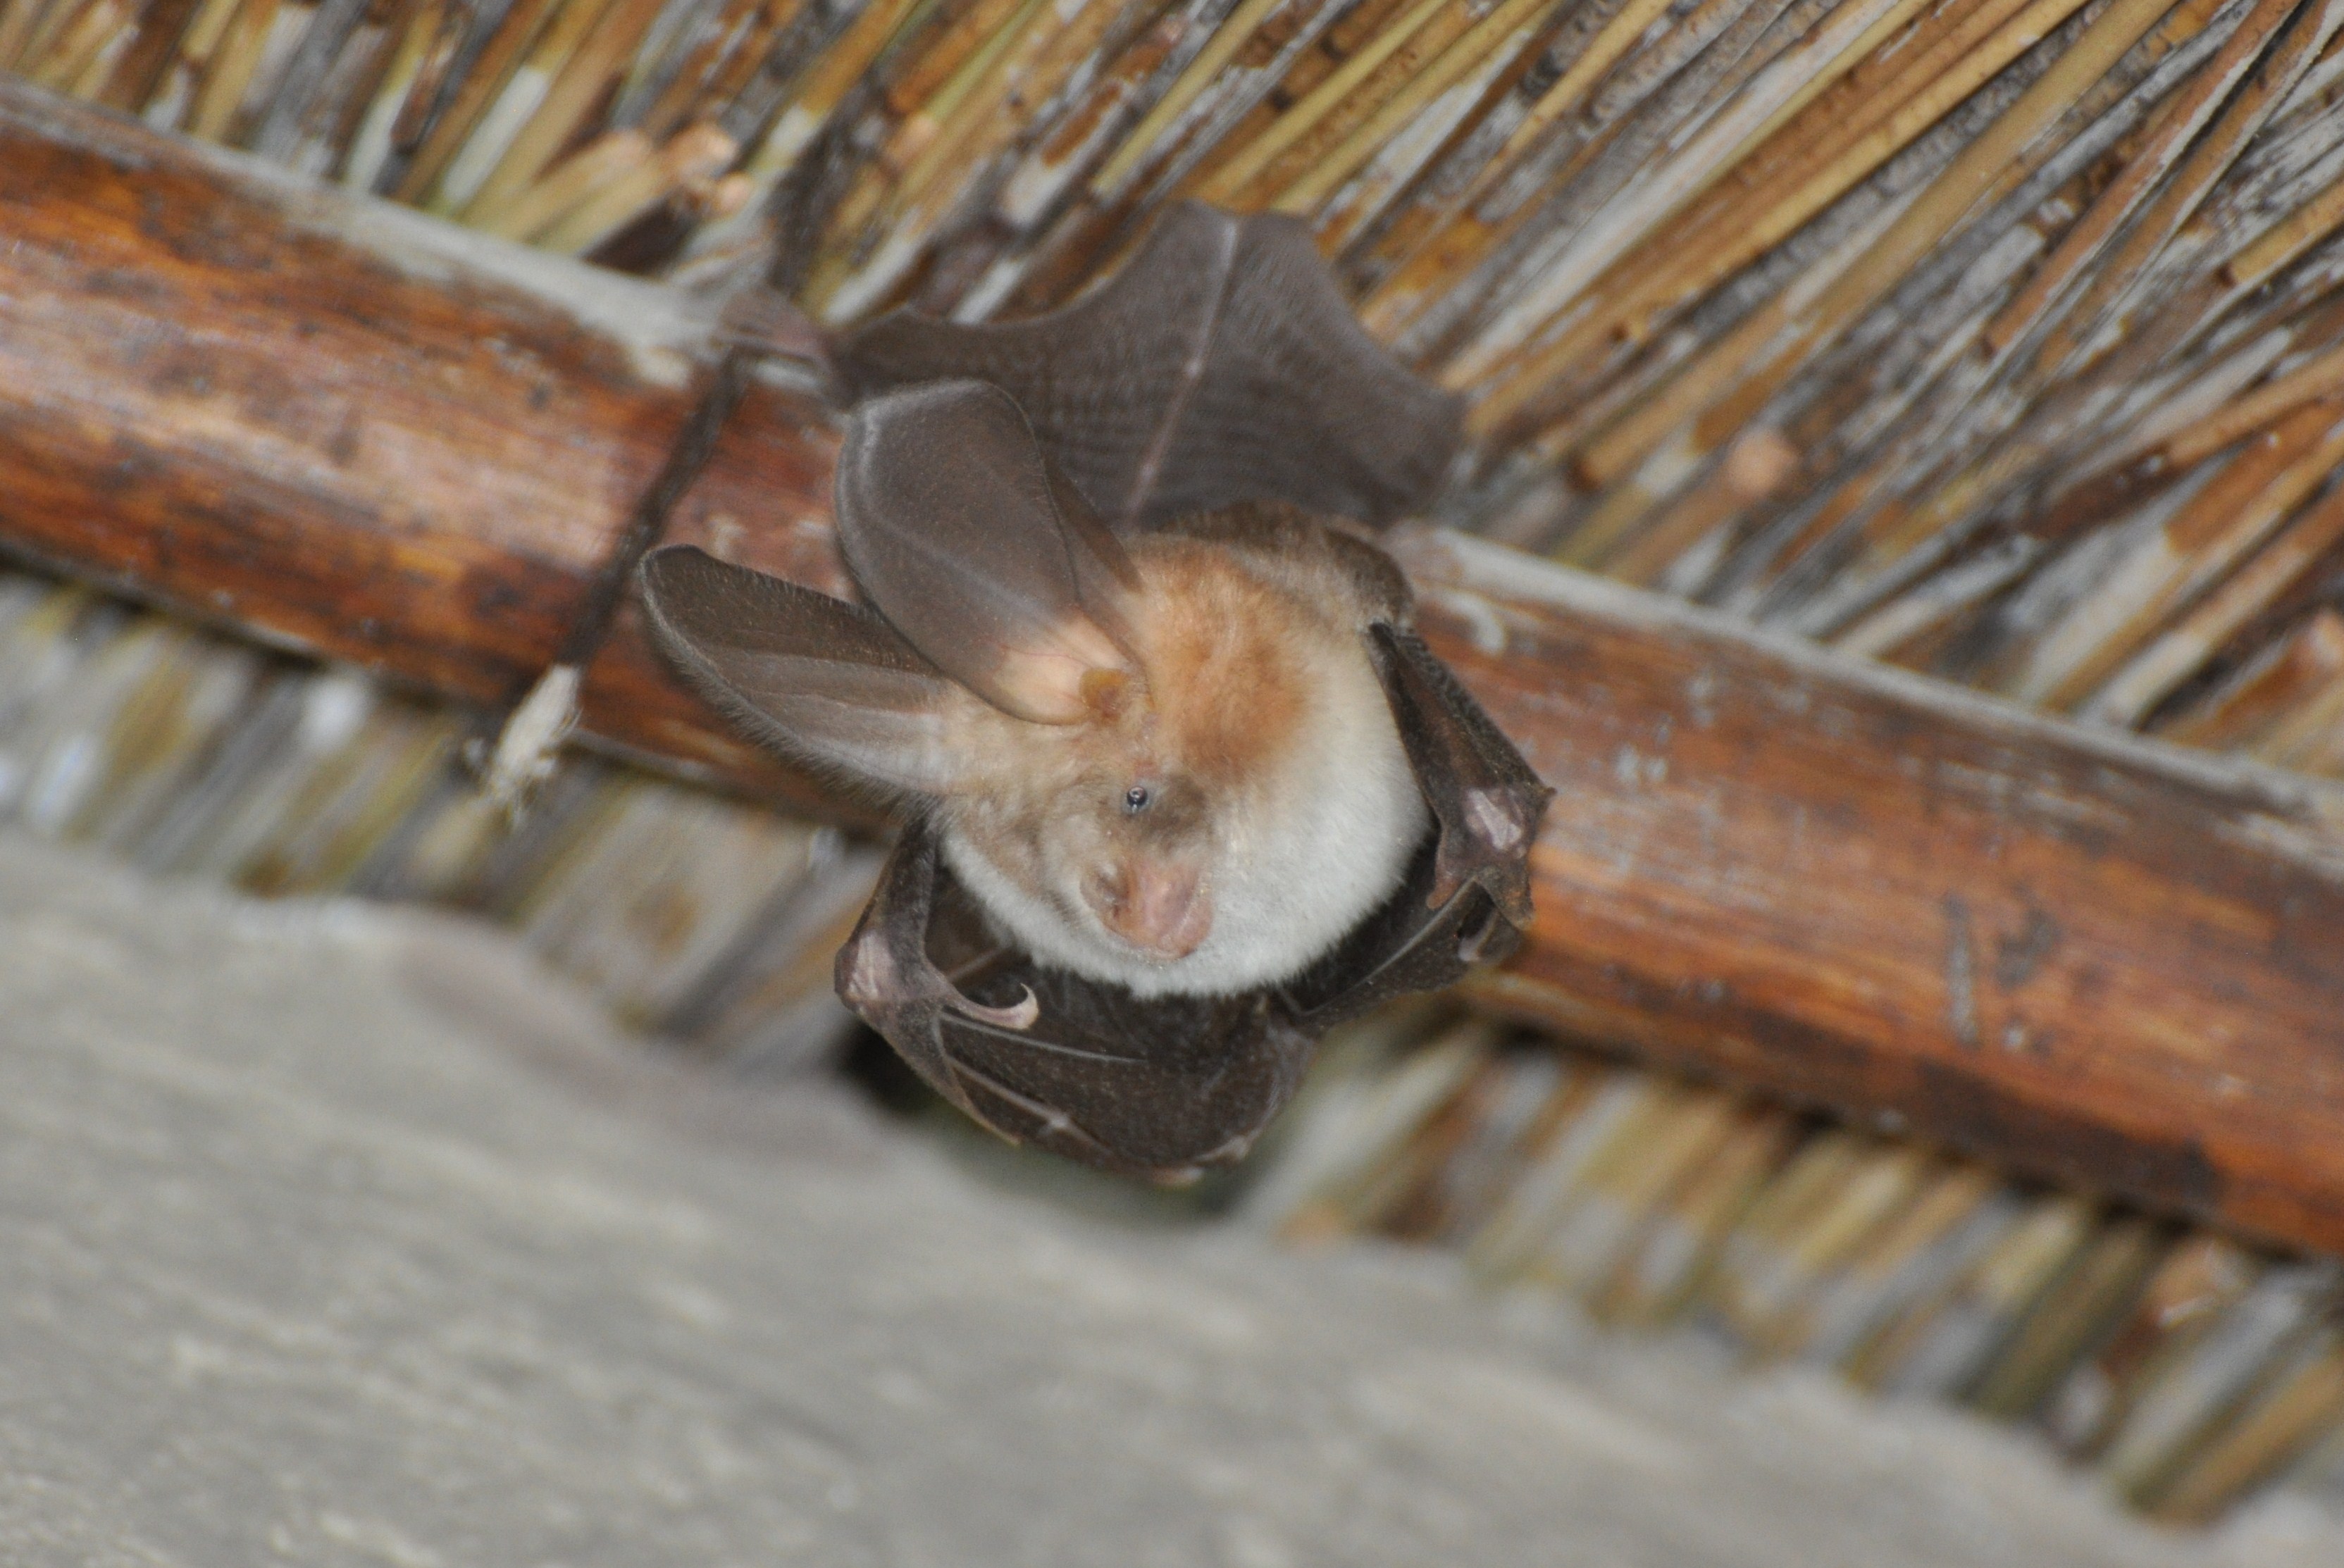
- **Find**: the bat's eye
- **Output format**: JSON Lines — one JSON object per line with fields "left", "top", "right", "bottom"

{"left": 1123, "top": 785, "right": 1151, "bottom": 814}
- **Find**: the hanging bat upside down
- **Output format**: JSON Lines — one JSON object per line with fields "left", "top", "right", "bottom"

{"left": 640, "top": 204, "right": 1551, "bottom": 1181}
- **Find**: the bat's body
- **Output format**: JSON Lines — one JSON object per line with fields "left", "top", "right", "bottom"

{"left": 640, "top": 204, "right": 1549, "bottom": 1177}
{"left": 936, "top": 520, "right": 1427, "bottom": 998}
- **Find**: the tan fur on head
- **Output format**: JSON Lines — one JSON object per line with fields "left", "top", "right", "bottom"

{"left": 1127, "top": 542, "right": 1312, "bottom": 788}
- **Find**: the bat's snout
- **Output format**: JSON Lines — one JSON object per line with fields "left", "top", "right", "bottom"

{"left": 1086, "top": 858, "right": 1211, "bottom": 961}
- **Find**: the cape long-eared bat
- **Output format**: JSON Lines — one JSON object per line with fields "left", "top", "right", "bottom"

{"left": 640, "top": 204, "right": 1550, "bottom": 1180}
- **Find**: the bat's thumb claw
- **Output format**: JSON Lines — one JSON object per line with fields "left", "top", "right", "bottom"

{"left": 950, "top": 985, "right": 1039, "bottom": 1031}
{"left": 1463, "top": 787, "right": 1534, "bottom": 852}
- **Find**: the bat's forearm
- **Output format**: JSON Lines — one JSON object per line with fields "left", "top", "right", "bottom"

{"left": 9, "top": 79, "right": 2344, "bottom": 1252}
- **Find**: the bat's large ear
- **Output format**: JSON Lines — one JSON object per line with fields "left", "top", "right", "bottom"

{"left": 639, "top": 545, "right": 968, "bottom": 797}
{"left": 837, "top": 380, "right": 1140, "bottom": 725}
{"left": 835, "top": 202, "right": 1463, "bottom": 533}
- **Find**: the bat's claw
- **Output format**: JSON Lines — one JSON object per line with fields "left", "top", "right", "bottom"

{"left": 1463, "top": 787, "right": 1533, "bottom": 853}
{"left": 1456, "top": 900, "right": 1506, "bottom": 965}
{"left": 837, "top": 910, "right": 1038, "bottom": 1032}
{"left": 950, "top": 985, "right": 1039, "bottom": 1031}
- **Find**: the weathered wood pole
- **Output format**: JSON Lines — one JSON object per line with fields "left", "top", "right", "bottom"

{"left": 5, "top": 78, "right": 2344, "bottom": 1252}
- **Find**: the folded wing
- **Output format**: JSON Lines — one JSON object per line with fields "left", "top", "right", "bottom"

{"left": 836, "top": 203, "right": 1463, "bottom": 533}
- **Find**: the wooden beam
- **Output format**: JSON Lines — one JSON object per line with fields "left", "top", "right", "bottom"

{"left": 1399, "top": 530, "right": 2344, "bottom": 1256}
{"left": 0, "top": 75, "right": 841, "bottom": 808}
{"left": 6, "top": 79, "right": 2344, "bottom": 1253}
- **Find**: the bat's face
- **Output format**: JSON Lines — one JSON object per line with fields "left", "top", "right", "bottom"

{"left": 934, "top": 539, "right": 1427, "bottom": 999}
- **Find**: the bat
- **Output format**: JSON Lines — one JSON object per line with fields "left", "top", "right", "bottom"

{"left": 640, "top": 203, "right": 1550, "bottom": 1180}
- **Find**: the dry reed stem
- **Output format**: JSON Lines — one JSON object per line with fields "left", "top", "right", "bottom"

{"left": 98, "top": 0, "right": 204, "bottom": 107}
{"left": 1574, "top": 0, "right": 2175, "bottom": 495}
{"left": 688, "top": 0, "right": 806, "bottom": 125}
{"left": 1470, "top": 0, "right": 2067, "bottom": 433}
{"left": 459, "top": 0, "right": 671, "bottom": 222}
{"left": 2162, "top": 339, "right": 2344, "bottom": 462}
{"left": 2033, "top": 401, "right": 2344, "bottom": 706}
{"left": 1706, "top": 0, "right": 2264, "bottom": 602}
{"left": 2250, "top": 649, "right": 2344, "bottom": 760}
{"left": 395, "top": 0, "right": 564, "bottom": 202}
{"left": 1087, "top": 0, "right": 1284, "bottom": 194}
{"left": 891, "top": 0, "right": 1067, "bottom": 213}
{"left": 1309, "top": 8, "right": 1550, "bottom": 250}
{"left": 482, "top": 123, "right": 654, "bottom": 238}
{"left": 2030, "top": 0, "right": 2344, "bottom": 376}
{"left": 1223, "top": 1, "right": 1478, "bottom": 210}
{"left": 1979, "top": 0, "right": 2301, "bottom": 356}
{"left": 1351, "top": 0, "right": 1673, "bottom": 335}
{"left": 886, "top": 0, "right": 1030, "bottom": 118}
{"left": 388, "top": 0, "right": 467, "bottom": 147}
{"left": 985, "top": 4, "right": 1193, "bottom": 232}
{"left": 2224, "top": 163, "right": 2344, "bottom": 285}
{"left": 0, "top": 0, "right": 49, "bottom": 69}
{"left": 2089, "top": 458, "right": 2344, "bottom": 722}
{"left": 1275, "top": 0, "right": 1554, "bottom": 213}
{"left": 633, "top": 0, "right": 761, "bottom": 139}
{"left": 745, "top": 0, "right": 924, "bottom": 175}
{"left": 811, "top": 0, "right": 1106, "bottom": 317}
{"left": 183, "top": 0, "right": 273, "bottom": 140}
{"left": 539, "top": 118, "right": 735, "bottom": 251}
{"left": 1725, "top": 0, "right": 1963, "bottom": 158}
{"left": 12, "top": 0, "right": 87, "bottom": 73}
{"left": 340, "top": 0, "right": 444, "bottom": 188}
{"left": 2155, "top": 1336, "right": 2344, "bottom": 1523}
{"left": 27, "top": 0, "right": 120, "bottom": 89}
{"left": 435, "top": 0, "right": 623, "bottom": 215}
{"left": 1193, "top": 0, "right": 1451, "bottom": 202}
{"left": 1444, "top": 0, "right": 1921, "bottom": 391}
{"left": 2155, "top": 607, "right": 2344, "bottom": 743}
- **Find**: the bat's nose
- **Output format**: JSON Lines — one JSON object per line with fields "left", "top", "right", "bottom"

{"left": 1089, "top": 859, "right": 1211, "bottom": 959}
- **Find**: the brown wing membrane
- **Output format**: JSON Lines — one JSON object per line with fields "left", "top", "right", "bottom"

{"left": 835, "top": 203, "right": 1464, "bottom": 533}
{"left": 638, "top": 545, "right": 963, "bottom": 797}
{"left": 837, "top": 820, "right": 1318, "bottom": 1180}
{"left": 838, "top": 381, "right": 1138, "bottom": 723}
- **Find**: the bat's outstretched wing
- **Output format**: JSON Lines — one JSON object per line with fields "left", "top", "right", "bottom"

{"left": 836, "top": 380, "right": 1138, "bottom": 723}
{"left": 1279, "top": 623, "right": 1553, "bottom": 1028}
{"left": 638, "top": 545, "right": 965, "bottom": 797}
{"left": 835, "top": 203, "right": 1463, "bottom": 533}
{"left": 837, "top": 819, "right": 1318, "bottom": 1180}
